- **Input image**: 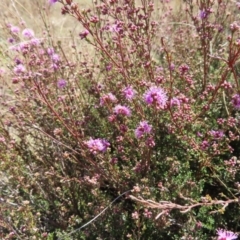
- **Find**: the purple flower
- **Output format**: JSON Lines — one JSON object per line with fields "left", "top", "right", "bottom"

{"left": 122, "top": 86, "right": 136, "bottom": 101}
{"left": 57, "top": 79, "right": 67, "bottom": 88}
{"left": 200, "top": 140, "right": 209, "bottom": 150}
{"left": 51, "top": 53, "right": 60, "bottom": 63}
{"left": 22, "top": 28, "right": 35, "bottom": 38}
{"left": 143, "top": 86, "right": 167, "bottom": 109}
{"left": 79, "top": 29, "right": 89, "bottom": 39}
{"left": 100, "top": 93, "right": 117, "bottom": 106}
{"left": 199, "top": 10, "right": 207, "bottom": 19}
{"left": 135, "top": 121, "right": 152, "bottom": 139}
{"left": 14, "top": 58, "right": 22, "bottom": 65}
{"left": 10, "top": 26, "right": 20, "bottom": 34}
{"left": 85, "top": 138, "right": 110, "bottom": 154}
{"left": 146, "top": 136, "right": 155, "bottom": 147}
{"left": 106, "top": 64, "right": 112, "bottom": 71}
{"left": 47, "top": 48, "right": 55, "bottom": 56}
{"left": 30, "top": 38, "right": 41, "bottom": 46}
{"left": 170, "top": 97, "right": 181, "bottom": 107}
{"left": 109, "top": 24, "right": 120, "bottom": 32}
{"left": 49, "top": 0, "right": 58, "bottom": 4}
{"left": 209, "top": 130, "right": 224, "bottom": 140}
{"left": 8, "top": 38, "right": 15, "bottom": 43}
{"left": 14, "top": 64, "right": 25, "bottom": 74}
{"left": 51, "top": 63, "right": 59, "bottom": 70}
{"left": 108, "top": 21, "right": 123, "bottom": 33}
{"left": 230, "top": 22, "right": 240, "bottom": 32}
{"left": 113, "top": 105, "right": 131, "bottom": 116}
{"left": 197, "top": 132, "right": 203, "bottom": 137}
{"left": 179, "top": 64, "right": 189, "bottom": 75}
{"left": 232, "top": 94, "right": 240, "bottom": 110}
{"left": 18, "top": 42, "right": 28, "bottom": 52}
{"left": 217, "top": 229, "right": 238, "bottom": 240}
{"left": 169, "top": 63, "right": 175, "bottom": 71}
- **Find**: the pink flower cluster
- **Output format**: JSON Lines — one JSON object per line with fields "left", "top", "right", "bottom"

{"left": 135, "top": 121, "right": 152, "bottom": 139}
{"left": 232, "top": 94, "right": 240, "bottom": 110}
{"left": 216, "top": 229, "right": 238, "bottom": 240}
{"left": 100, "top": 93, "right": 117, "bottom": 106}
{"left": 122, "top": 86, "right": 136, "bottom": 101}
{"left": 143, "top": 86, "right": 167, "bottom": 109}
{"left": 113, "top": 105, "right": 131, "bottom": 116}
{"left": 85, "top": 138, "right": 110, "bottom": 155}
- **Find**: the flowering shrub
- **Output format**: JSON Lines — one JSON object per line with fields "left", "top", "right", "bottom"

{"left": 1, "top": 0, "right": 240, "bottom": 239}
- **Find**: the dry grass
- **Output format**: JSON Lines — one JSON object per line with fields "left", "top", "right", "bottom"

{"left": 0, "top": 0, "right": 183, "bottom": 58}
{"left": 0, "top": 0, "right": 182, "bottom": 39}
{"left": 0, "top": 0, "right": 100, "bottom": 68}
{"left": 0, "top": 0, "right": 92, "bottom": 33}
{"left": 0, "top": 0, "right": 94, "bottom": 110}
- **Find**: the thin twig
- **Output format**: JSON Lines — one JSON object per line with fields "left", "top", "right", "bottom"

{"left": 129, "top": 194, "right": 238, "bottom": 217}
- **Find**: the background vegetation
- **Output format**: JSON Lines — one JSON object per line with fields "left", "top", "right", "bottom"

{"left": 1, "top": 0, "right": 240, "bottom": 239}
